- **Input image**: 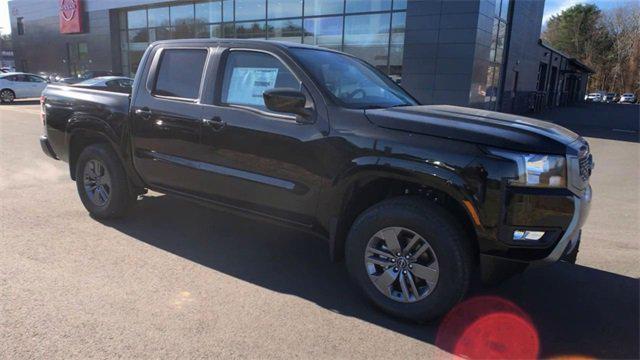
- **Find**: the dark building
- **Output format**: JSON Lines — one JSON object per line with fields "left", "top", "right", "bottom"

{"left": 7, "top": 0, "right": 592, "bottom": 113}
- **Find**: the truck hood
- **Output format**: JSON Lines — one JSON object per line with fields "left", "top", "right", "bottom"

{"left": 365, "top": 105, "right": 579, "bottom": 154}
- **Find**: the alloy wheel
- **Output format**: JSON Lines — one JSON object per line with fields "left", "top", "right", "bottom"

{"left": 1, "top": 90, "right": 15, "bottom": 103}
{"left": 83, "top": 159, "right": 111, "bottom": 207}
{"left": 365, "top": 227, "right": 439, "bottom": 303}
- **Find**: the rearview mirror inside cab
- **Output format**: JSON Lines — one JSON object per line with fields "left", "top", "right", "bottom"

{"left": 263, "top": 88, "right": 312, "bottom": 121}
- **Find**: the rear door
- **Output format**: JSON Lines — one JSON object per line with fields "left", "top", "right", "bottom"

{"left": 130, "top": 46, "right": 210, "bottom": 193}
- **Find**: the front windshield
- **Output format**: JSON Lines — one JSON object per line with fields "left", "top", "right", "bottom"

{"left": 290, "top": 48, "right": 418, "bottom": 109}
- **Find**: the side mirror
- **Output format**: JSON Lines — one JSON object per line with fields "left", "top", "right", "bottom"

{"left": 263, "top": 88, "right": 312, "bottom": 120}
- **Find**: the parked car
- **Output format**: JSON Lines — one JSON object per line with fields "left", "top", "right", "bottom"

{"left": 585, "top": 92, "right": 603, "bottom": 102}
{"left": 57, "top": 70, "right": 114, "bottom": 84}
{"left": 0, "top": 72, "right": 48, "bottom": 103}
{"left": 72, "top": 76, "right": 134, "bottom": 94}
{"left": 603, "top": 93, "right": 618, "bottom": 103}
{"left": 39, "top": 40, "right": 594, "bottom": 322}
{"left": 619, "top": 93, "right": 637, "bottom": 104}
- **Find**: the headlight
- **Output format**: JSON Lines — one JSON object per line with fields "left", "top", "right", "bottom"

{"left": 490, "top": 149, "right": 567, "bottom": 187}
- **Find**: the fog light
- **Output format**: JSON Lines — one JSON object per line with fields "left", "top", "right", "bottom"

{"left": 513, "top": 230, "right": 545, "bottom": 241}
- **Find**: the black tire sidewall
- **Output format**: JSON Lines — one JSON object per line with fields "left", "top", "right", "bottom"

{"left": 345, "top": 198, "right": 471, "bottom": 322}
{"left": 75, "top": 144, "right": 132, "bottom": 219}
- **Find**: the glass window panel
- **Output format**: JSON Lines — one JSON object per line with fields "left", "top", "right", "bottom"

{"left": 149, "top": 27, "right": 171, "bottom": 41}
{"left": 196, "top": 1, "right": 222, "bottom": 23}
{"left": 393, "top": 0, "right": 407, "bottom": 10}
{"left": 344, "top": 13, "right": 391, "bottom": 71}
{"left": 196, "top": 23, "right": 222, "bottom": 38}
{"left": 344, "top": 13, "right": 390, "bottom": 45}
{"left": 500, "top": 0, "right": 510, "bottom": 20}
{"left": 171, "top": 24, "right": 196, "bottom": 39}
{"left": 221, "top": 51, "right": 300, "bottom": 109}
{"left": 489, "top": 18, "right": 499, "bottom": 62}
{"left": 148, "top": 7, "right": 170, "bottom": 27}
{"left": 171, "top": 4, "right": 195, "bottom": 26}
{"left": 268, "top": 19, "right": 303, "bottom": 43}
{"left": 223, "top": 23, "right": 235, "bottom": 37}
{"left": 223, "top": 0, "right": 234, "bottom": 21}
{"left": 128, "top": 29, "right": 149, "bottom": 44}
{"left": 389, "top": 44, "right": 403, "bottom": 76}
{"left": 391, "top": 11, "right": 405, "bottom": 45}
{"left": 303, "top": 17, "right": 343, "bottom": 50}
{"left": 268, "top": 0, "right": 302, "bottom": 19}
{"left": 494, "top": 0, "right": 502, "bottom": 17}
{"left": 127, "top": 9, "right": 147, "bottom": 29}
{"left": 496, "top": 21, "right": 506, "bottom": 64}
{"left": 346, "top": 0, "right": 391, "bottom": 13}
{"left": 304, "top": 0, "right": 344, "bottom": 16}
{"left": 154, "top": 49, "right": 207, "bottom": 99}
{"left": 78, "top": 43, "right": 88, "bottom": 61}
{"left": 235, "top": 0, "right": 266, "bottom": 21}
{"left": 129, "top": 50, "right": 145, "bottom": 77}
{"left": 235, "top": 21, "right": 267, "bottom": 38}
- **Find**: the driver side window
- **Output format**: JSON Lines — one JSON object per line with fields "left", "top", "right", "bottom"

{"left": 221, "top": 51, "right": 301, "bottom": 111}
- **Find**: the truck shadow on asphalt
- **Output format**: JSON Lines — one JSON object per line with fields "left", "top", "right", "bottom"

{"left": 101, "top": 194, "right": 639, "bottom": 359}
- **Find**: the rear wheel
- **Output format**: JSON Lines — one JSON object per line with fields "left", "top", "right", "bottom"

{"left": 75, "top": 144, "right": 135, "bottom": 219}
{"left": 0, "top": 89, "right": 15, "bottom": 104}
{"left": 345, "top": 197, "right": 473, "bottom": 322}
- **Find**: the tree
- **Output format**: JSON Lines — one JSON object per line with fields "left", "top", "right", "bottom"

{"left": 602, "top": 5, "right": 640, "bottom": 94}
{"left": 543, "top": 3, "right": 640, "bottom": 94}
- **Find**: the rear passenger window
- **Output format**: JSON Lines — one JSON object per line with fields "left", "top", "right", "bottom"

{"left": 154, "top": 49, "right": 207, "bottom": 99}
{"left": 221, "top": 51, "right": 301, "bottom": 110}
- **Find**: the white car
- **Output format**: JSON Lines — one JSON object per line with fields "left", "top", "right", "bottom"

{"left": 619, "top": 93, "right": 637, "bottom": 104}
{"left": 586, "top": 93, "right": 603, "bottom": 102}
{"left": 0, "top": 72, "right": 49, "bottom": 104}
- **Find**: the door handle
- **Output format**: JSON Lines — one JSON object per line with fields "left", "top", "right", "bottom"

{"left": 135, "top": 107, "right": 152, "bottom": 119}
{"left": 202, "top": 116, "right": 226, "bottom": 131}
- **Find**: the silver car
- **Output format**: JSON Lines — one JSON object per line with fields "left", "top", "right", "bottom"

{"left": 619, "top": 93, "right": 637, "bottom": 104}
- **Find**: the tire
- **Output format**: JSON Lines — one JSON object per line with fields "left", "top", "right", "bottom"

{"left": 75, "top": 143, "right": 135, "bottom": 219}
{"left": 1, "top": 89, "right": 15, "bottom": 104}
{"left": 345, "top": 197, "right": 473, "bottom": 322}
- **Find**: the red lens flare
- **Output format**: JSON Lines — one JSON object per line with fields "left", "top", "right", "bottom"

{"left": 436, "top": 296, "right": 539, "bottom": 359}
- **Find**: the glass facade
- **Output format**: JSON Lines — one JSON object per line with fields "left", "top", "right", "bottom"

{"left": 484, "top": 0, "right": 510, "bottom": 110}
{"left": 119, "top": 0, "right": 406, "bottom": 77}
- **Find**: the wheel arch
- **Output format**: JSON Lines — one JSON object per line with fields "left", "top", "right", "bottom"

{"left": 325, "top": 158, "right": 481, "bottom": 263}
{"left": 65, "top": 115, "right": 143, "bottom": 189}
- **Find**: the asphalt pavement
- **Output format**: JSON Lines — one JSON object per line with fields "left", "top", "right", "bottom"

{"left": 1, "top": 100, "right": 638, "bottom": 359}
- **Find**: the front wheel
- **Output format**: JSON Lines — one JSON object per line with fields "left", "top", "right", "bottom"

{"left": 0, "top": 89, "right": 15, "bottom": 104}
{"left": 345, "top": 197, "right": 473, "bottom": 322}
{"left": 75, "top": 144, "right": 136, "bottom": 219}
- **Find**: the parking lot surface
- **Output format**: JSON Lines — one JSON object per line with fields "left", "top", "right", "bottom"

{"left": 1, "top": 101, "right": 638, "bottom": 359}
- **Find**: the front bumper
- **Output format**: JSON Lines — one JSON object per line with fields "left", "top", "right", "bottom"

{"left": 40, "top": 135, "right": 58, "bottom": 160}
{"left": 532, "top": 185, "right": 591, "bottom": 265}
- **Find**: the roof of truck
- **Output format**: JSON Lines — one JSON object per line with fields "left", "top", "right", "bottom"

{"left": 149, "top": 38, "right": 343, "bottom": 53}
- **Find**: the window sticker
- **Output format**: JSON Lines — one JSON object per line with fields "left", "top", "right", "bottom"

{"left": 227, "top": 67, "right": 279, "bottom": 106}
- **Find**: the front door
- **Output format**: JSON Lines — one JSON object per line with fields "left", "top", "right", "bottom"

{"left": 199, "top": 49, "right": 326, "bottom": 225}
{"left": 130, "top": 47, "right": 209, "bottom": 193}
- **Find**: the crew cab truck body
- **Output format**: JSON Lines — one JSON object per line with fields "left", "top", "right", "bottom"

{"left": 40, "top": 39, "right": 593, "bottom": 321}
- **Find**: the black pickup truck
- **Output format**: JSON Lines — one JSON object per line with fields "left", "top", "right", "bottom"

{"left": 40, "top": 39, "right": 593, "bottom": 321}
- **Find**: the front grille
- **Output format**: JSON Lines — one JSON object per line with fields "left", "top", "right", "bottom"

{"left": 578, "top": 146, "right": 593, "bottom": 182}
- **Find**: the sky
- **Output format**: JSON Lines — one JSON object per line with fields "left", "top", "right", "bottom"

{"left": 0, "top": 0, "right": 632, "bottom": 35}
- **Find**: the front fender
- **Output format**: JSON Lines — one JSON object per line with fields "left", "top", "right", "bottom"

{"left": 320, "top": 155, "right": 483, "bottom": 261}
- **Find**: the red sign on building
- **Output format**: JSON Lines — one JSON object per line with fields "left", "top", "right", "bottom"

{"left": 59, "top": 0, "right": 83, "bottom": 34}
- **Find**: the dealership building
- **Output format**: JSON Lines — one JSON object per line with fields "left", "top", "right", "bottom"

{"left": 7, "top": 0, "right": 592, "bottom": 113}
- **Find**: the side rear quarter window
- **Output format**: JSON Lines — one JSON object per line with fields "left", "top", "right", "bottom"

{"left": 153, "top": 49, "right": 208, "bottom": 100}
{"left": 220, "top": 51, "right": 301, "bottom": 110}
